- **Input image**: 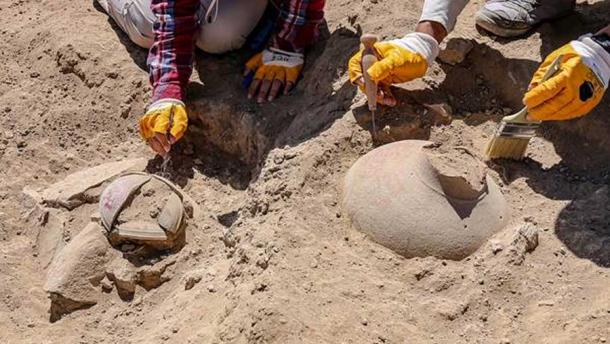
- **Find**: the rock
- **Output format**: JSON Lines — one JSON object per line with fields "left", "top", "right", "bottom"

{"left": 423, "top": 103, "right": 453, "bottom": 125}
{"left": 106, "top": 258, "right": 137, "bottom": 300}
{"left": 434, "top": 299, "right": 469, "bottom": 321}
{"left": 121, "top": 244, "right": 136, "bottom": 252}
{"left": 438, "top": 38, "right": 474, "bottom": 65}
{"left": 35, "top": 208, "right": 67, "bottom": 269}
{"left": 490, "top": 240, "right": 504, "bottom": 254}
{"left": 506, "top": 223, "right": 539, "bottom": 265}
{"left": 137, "top": 258, "right": 176, "bottom": 290}
{"left": 42, "top": 158, "right": 147, "bottom": 209}
{"left": 343, "top": 140, "right": 509, "bottom": 260}
{"left": 90, "top": 211, "right": 101, "bottom": 222}
{"left": 44, "top": 222, "right": 114, "bottom": 322}
{"left": 515, "top": 223, "right": 539, "bottom": 252}
{"left": 512, "top": 224, "right": 539, "bottom": 252}
{"left": 183, "top": 270, "right": 203, "bottom": 290}
{"left": 100, "top": 276, "right": 113, "bottom": 292}
{"left": 22, "top": 185, "right": 43, "bottom": 204}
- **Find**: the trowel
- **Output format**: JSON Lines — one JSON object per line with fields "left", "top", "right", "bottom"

{"left": 360, "top": 34, "right": 379, "bottom": 137}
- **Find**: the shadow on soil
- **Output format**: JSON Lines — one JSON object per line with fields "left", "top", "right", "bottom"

{"left": 555, "top": 186, "right": 610, "bottom": 268}
{"left": 92, "top": 0, "right": 148, "bottom": 71}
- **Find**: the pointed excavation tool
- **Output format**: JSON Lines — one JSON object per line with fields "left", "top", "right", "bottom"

{"left": 484, "top": 56, "right": 563, "bottom": 160}
{"left": 360, "top": 34, "right": 379, "bottom": 138}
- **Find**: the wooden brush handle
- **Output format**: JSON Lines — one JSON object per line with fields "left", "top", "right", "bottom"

{"left": 360, "top": 34, "right": 379, "bottom": 112}
{"left": 511, "top": 56, "right": 564, "bottom": 122}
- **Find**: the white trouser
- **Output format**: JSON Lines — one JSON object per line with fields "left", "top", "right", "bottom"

{"left": 420, "top": 0, "right": 469, "bottom": 33}
{"left": 96, "top": 0, "right": 268, "bottom": 54}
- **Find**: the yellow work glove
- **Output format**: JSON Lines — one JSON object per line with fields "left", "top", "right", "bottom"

{"left": 524, "top": 35, "right": 610, "bottom": 121}
{"left": 348, "top": 32, "right": 439, "bottom": 97}
{"left": 139, "top": 99, "right": 188, "bottom": 157}
{"left": 244, "top": 48, "right": 304, "bottom": 103}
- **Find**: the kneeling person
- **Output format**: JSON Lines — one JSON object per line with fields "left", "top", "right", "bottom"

{"left": 97, "top": 0, "right": 326, "bottom": 156}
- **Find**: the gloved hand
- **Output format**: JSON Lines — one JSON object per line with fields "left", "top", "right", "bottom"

{"left": 139, "top": 99, "right": 188, "bottom": 157}
{"left": 348, "top": 32, "right": 439, "bottom": 106}
{"left": 244, "top": 47, "right": 304, "bottom": 103}
{"left": 524, "top": 35, "right": 610, "bottom": 121}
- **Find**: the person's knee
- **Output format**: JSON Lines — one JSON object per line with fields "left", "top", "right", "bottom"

{"left": 102, "top": 0, "right": 155, "bottom": 49}
{"left": 197, "top": 24, "right": 249, "bottom": 54}
{"left": 196, "top": 0, "right": 267, "bottom": 54}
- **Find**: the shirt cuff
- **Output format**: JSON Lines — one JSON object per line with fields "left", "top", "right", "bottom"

{"left": 151, "top": 83, "right": 185, "bottom": 104}
{"left": 391, "top": 32, "right": 440, "bottom": 64}
{"left": 574, "top": 36, "right": 610, "bottom": 89}
{"left": 420, "top": 0, "right": 469, "bottom": 33}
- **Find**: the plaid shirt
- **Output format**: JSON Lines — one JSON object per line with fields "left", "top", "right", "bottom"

{"left": 148, "top": 0, "right": 325, "bottom": 103}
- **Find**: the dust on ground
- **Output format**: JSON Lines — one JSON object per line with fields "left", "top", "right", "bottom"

{"left": 1, "top": 0, "right": 609, "bottom": 343}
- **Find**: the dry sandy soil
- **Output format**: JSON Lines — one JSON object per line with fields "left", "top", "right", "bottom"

{"left": 1, "top": 0, "right": 610, "bottom": 343}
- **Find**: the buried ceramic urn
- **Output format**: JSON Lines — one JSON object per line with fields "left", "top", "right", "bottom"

{"left": 342, "top": 140, "right": 509, "bottom": 260}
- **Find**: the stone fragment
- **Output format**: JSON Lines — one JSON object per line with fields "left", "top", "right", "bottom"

{"left": 116, "top": 220, "right": 168, "bottom": 241}
{"left": 424, "top": 103, "right": 453, "bottom": 125}
{"left": 100, "top": 276, "right": 113, "bottom": 292}
{"left": 90, "top": 211, "right": 101, "bottom": 222}
{"left": 507, "top": 223, "right": 540, "bottom": 265}
{"left": 106, "top": 257, "right": 138, "bottom": 300}
{"left": 137, "top": 258, "right": 176, "bottom": 290}
{"left": 36, "top": 208, "right": 67, "bottom": 269}
{"left": 42, "top": 158, "right": 147, "bottom": 209}
{"left": 537, "top": 300, "right": 554, "bottom": 307}
{"left": 22, "top": 185, "right": 43, "bottom": 204}
{"left": 158, "top": 193, "right": 184, "bottom": 234}
{"left": 44, "top": 222, "right": 114, "bottom": 322}
{"left": 438, "top": 38, "right": 474, "bottom": 65}
{"left": 512, "top": 223, "right": 539, "bottom": 253}
{"left": 183, "top": 270, "right": 203, "bottom": 290}
{"left": 490, "top": 240, "right": 504, "bottom": 254}
{"left": 433, "top": 298, "right": 469, "bottom": 321}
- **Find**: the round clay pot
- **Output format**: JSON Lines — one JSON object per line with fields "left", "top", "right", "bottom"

{"left": 343, "top": 140, "right": 509, "bottom": 260}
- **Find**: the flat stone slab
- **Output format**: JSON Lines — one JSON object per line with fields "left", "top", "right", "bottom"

{"left": 116, "top": 220, "right": 168, "bottom": 241}
{"left": 36, "top": 208, "right": 67, "bottom": 269}
{"left": 41, "top": 158, "right": 147, "bottom": 209}
{"left": 44, "top": 222, "right": 115, "bottom": 321}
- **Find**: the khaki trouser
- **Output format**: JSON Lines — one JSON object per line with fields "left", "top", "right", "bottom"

{"left": 96, "top": 0, "right": 268, "bottom": 54}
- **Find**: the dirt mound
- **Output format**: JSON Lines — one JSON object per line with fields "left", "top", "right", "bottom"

{"left": 1, "top": 0, "right": 609, "bottom": 343}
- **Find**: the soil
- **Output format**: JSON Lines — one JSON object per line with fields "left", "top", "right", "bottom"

{"left": 1, "top": 0, "right": 609, "bottom": 343}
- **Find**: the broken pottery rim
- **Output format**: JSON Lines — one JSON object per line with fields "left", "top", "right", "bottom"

{"left": 101, "top": 172, "right": 185, "bottom": 233}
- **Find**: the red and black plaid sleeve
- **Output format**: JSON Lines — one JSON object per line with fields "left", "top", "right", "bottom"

{"left": 148, "top": 0, "right": 199, "bottom": 103}
{"left": 272, "top": 0, "right": 326, "bottom": 54}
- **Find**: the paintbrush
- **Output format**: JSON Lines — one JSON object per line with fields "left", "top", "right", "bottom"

{"left": 484, "top": 55, "right": 563, "bottom": 161}
{"left": 360, "top": 34, "right": 379, "bottom": 138}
